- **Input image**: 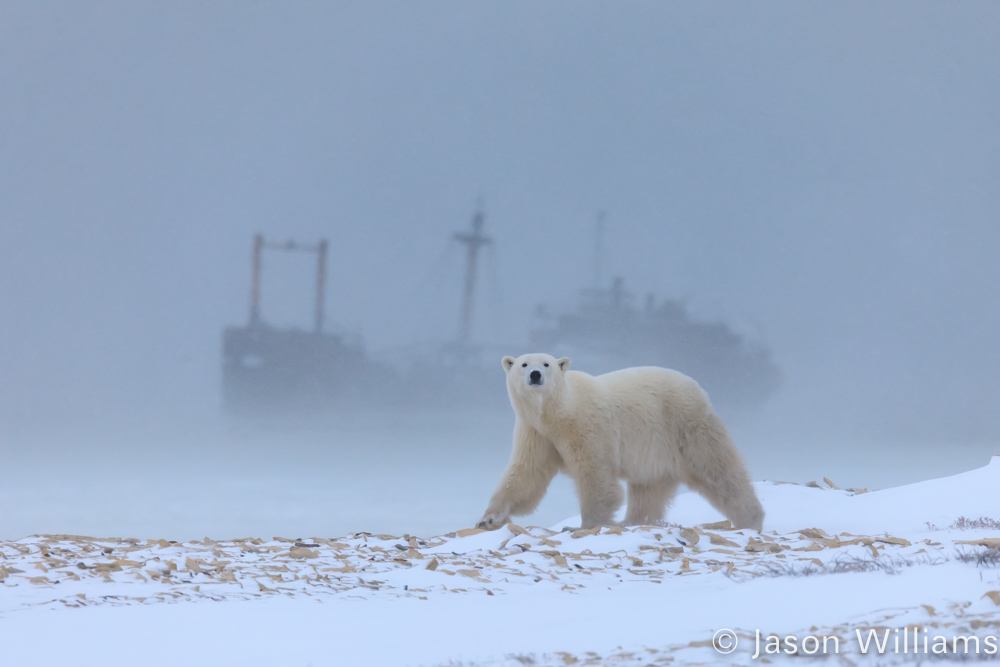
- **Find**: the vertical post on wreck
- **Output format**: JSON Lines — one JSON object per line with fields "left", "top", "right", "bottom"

{"left": 454, "top": 208, "right": 491, "bottom": 350}
{"left": 594, "top": 210, "right": 605, "bottom": 290}
{"left": 315, "top": 238, "right": 328, "bottom": 334}
{"left": 250, "top": 233, "right": 263, "bottom": 325}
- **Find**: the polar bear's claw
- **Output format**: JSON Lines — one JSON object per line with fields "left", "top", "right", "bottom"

{"left": 476, "top": 512, "right": 509, "bottom": 531}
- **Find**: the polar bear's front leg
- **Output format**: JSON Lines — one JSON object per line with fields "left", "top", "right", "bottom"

{"left": 476, "top": 421, "right": 561, "bottom": 530}
{"left": 574, "top": 469, "right": 624, "bottom": 530}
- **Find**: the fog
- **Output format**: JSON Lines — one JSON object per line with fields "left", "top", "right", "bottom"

{"left": 1, "top": 2, "right": 998, "bottom": 540}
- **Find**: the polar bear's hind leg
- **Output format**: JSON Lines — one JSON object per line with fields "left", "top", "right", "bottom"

{"left": 680, "top": 414, "right": 765, "bottom": 531}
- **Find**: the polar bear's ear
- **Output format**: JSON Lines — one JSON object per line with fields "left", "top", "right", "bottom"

{"left": 557, "top": 357, "right": 571, "bottom": 372}
{"left": 502, "top": 356, "right": 516, "bottom": 371}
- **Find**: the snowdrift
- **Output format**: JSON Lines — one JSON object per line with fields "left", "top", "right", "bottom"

{"left": 1, "top": 457, "right": 998, "bottom": 665}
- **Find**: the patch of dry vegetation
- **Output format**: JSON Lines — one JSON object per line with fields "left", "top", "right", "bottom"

{"left": 951, "top": 516, "right": 1000, "bottom": 531}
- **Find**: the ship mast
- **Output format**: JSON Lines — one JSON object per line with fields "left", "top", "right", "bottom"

{"left": 247, "top": 235, "right": 329, "bottom": 334}
{"left": 594, "top": 210, "right": 606, "bottom": 289}
{"left": 453, "top": 208, "right": 491, "bottom": 350}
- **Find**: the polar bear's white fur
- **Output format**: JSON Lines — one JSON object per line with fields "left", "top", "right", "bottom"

{"left": 476, "top": 353, "right": 764, "bottom": 531}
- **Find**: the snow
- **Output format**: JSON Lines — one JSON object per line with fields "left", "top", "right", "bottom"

{"left": 1, "top": 457, "right": 998, "bottom": 665}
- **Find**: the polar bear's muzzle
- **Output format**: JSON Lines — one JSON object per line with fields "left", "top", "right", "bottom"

{"left": 528, "top": 369, "right": 544, "bottom": 386}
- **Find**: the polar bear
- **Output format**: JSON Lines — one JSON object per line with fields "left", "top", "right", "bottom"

{"left": 476, "top": 353, "right": 764, "bottom": 531}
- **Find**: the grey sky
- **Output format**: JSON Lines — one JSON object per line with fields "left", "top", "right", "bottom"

{"left": 1, "top": 2, "right": 998, "bottom": 441}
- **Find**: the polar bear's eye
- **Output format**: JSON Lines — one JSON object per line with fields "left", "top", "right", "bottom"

{"left": 521, "top": 363, "right": 527, "bottom": 367}
{"left": 544, "top": 363, "right": 549, "bottom": 367}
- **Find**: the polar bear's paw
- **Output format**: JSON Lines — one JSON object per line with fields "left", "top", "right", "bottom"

{"left": 560, "top": 520, "right": 621, "bottom": 533}
{"left": 476, "top": 509, "right": 510, "bottom": 531}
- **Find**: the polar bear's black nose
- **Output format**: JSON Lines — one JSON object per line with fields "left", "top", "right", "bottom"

{"left": 529, "top": 370, "right": 542, "bottom": 384}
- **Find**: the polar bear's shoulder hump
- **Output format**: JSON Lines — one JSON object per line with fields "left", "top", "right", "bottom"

{"left": 593, "top": 365, "right": 699, "bottom": 389}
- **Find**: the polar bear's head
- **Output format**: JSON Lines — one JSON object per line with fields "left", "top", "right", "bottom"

{"left": 502, "top": 353, "right": 571, "bottom": 399}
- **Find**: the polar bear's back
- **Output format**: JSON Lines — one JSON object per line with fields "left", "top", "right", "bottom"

{"left": 590, "top": 365, "right": 711, "bottom": 416}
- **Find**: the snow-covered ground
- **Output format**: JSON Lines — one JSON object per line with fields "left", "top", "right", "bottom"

{"left": 2, "top": 456, "right": 998, "bottom": 665}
